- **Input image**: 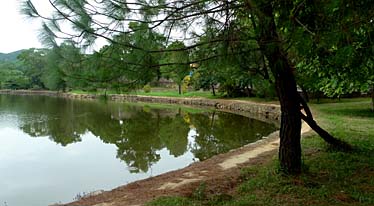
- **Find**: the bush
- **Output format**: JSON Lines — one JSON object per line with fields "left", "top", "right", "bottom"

{"left": 253, "top": 79, "right": 276, "bottom": 99}
{"left": 182, "top": 75, "right": 191, "bottom": 93}
{"left": 143, "top": 84, "right": 151, "bottom": 93}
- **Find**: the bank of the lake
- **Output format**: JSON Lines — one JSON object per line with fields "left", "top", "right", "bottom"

{"left": 0, "top": 90, "right": 281, "bottom": 125}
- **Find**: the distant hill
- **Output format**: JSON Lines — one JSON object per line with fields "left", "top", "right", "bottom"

{"left": 0, "top": 50, "right": 24, "bottom": 62}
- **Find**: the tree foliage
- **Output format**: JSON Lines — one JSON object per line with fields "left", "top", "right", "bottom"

{"left": 160, "top": 41, "right": 190, "bottom": 94}
{"left": 0, "top": 61, "right": 30, "bottom": 89}
{"left": 17, "top": 48, "right": 49, "bottom": 89}
{"left": 288, "top": 0, "right": 373, "bottom": 96}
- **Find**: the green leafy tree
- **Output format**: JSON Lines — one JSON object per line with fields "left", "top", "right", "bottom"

{"left": 160, "top": 41, "right": 190, "bottom": 94}
{"left": 42, "top": 46, "right": 66, "bottom": 91}
{"left": 191, "top": 26, "right": 272, "bottom": 97}
{"left": 294, "top": 5, "right": 374, "bottom": 108}
{"left": 17, "top": 48, "right": 48, "bottom": 89}
{"left": 76, "top": 22, "right": 167, "bottom": 92}
{"left": 55, "top": 43, "right": 86, "bottom": 90}
{"left": 0, "top": 61, "right": 30, "bottom": 89}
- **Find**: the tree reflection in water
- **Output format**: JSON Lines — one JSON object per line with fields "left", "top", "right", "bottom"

{"left": 0, "top": 94, "right": 276, "bottom": 173}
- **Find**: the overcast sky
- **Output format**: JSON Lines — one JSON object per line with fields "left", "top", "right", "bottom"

{"left": 0, "top": 1, "right": 193, "bottom": 54}
{"left": 0, "top": 1, "right": 52, "bottom": 53}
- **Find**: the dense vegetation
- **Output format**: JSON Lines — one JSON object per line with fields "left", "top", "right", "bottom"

{"left": 0, "top": 42, "right": 279, "bottom": 98}
{"left": 1, "top": 33, "right": 372, "bottom": 100}
{"left": 0, "top": 50, "right": 24, "bottom": 62}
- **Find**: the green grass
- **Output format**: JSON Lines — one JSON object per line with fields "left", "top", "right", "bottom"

{"left": 309, "top": 97, "right": 371, "bottom": 104}
{"left": 70, "top": 89, "right": 121, "bottom": 95}
{"left": 70, "top": 89, "right": 219, "bottom": 98}
{"left": 149, "top": 99, "right": 374, "bottom": 206}
{"left": 132, "top": 90, "right": 277, "bottom": 103}
{"left": 225, "top": 96, "right": 279, "bottom": 104}
{"left": 130, "top": 90, "right": 220, "bottom": 98}
{"left": 69, "top": 89, "right": 279, "bottom": 104}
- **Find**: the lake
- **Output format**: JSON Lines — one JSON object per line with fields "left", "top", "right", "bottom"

{"left": 0, "top": 94, "right": 276, "bottom": 206}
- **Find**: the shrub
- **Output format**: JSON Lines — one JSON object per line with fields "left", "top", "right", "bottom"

{"left": 143, "top": 84, "right": 151, "bottom": 93}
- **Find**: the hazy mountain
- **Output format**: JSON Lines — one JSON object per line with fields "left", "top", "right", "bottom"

{"left": 0, "top": 50, "right": 24, "bottom": 62}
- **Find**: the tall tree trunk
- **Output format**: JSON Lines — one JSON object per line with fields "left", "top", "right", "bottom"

{"left": 211, "top": 84, "right": 216, "bottom": 96}
{"left": 371, "top": 84, "right": 374, "bottom": 112}
{"left": 256, "top": 2, "right": 302, "bottom": 174}
{"left": 178, "top": 84, "right": 182, "bottom": 95}
{"left": 276, "top": 75, "right": 302, "bottom": 174}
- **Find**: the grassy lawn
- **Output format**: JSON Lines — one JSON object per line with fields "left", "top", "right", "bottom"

{"left": 130, "top": 90, "right": 220, "bottom": 98}
{"left": 70, "top": 89, "right": 122, "bottom": 95}
{"left": 148, "top": 99, "right": 374, "bottom": 206}
{"left": 70, "top": 89, "right": 219, "bottom": 98}
{"left": 69, "top": 89, "right": 279, "bottom": 103}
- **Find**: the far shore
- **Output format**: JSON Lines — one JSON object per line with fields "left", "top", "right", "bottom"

{"left": 0, "top": 89, "right": 281, "bottom": 125}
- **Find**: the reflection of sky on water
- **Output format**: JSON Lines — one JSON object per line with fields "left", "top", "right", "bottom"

{"left": 0, "top": 127, "right": 194, "bottom": 206}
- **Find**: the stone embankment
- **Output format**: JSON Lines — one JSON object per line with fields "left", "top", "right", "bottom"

{"left": 0, "top": 90, "right": 281, "bottom": 124}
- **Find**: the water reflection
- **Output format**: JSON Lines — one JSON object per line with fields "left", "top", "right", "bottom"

{"left": 0, "top": 94, "right": 276, "bottom": 173}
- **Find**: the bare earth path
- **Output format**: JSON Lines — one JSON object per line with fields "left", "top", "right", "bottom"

{"left": 65, "top": 122, "right": 311, "bottom": 206}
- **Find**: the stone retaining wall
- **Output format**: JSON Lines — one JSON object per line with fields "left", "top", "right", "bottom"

{"left": 0, "top": 90, "right": 281, "bottom": 124}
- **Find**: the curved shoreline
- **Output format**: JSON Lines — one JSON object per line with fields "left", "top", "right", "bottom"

{"left": 0, "top": 90, "right": 281, "bottom": 124}
{"left": 0, "top": 90, "right": 288, "bottom": 206}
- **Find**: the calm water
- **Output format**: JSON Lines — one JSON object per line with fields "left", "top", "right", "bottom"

{"left": 0, "top": 94, "right": 276, "bottom": 206}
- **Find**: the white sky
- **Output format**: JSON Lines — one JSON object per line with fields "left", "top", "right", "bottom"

{"left": 0, "top": 0, "right": 108, "bottom": 54}
{"left": 0, "top": 1, "right": 200, "bottom": 54}
{"left": 0, "top": 0, "right": 53, "bottom": 53}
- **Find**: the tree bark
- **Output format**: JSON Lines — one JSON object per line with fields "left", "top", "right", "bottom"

{"left": 178, "top": 84, "right": 182, "bottom": 95}
{"left": 299, "top": 95, "right": 352, "bottom": 150}
{"left": 256, "top": 2, "right": 302, "bottom": 174}
{"left": 211, "top": 84, "right": 216, "bottom": 96}
{"left": 300, "top": 113, "right": 352, "bottom": 150}
{"left": 371, "top": 84, "right": 374, "bottom": 112}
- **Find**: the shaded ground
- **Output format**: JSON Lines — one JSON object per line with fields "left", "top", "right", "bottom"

{"left": 65, "top": 123, "right": 311, "bottom": 206}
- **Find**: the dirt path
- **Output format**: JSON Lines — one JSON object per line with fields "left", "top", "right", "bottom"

{"left": 64, "top": 122, "right": 311, "bottom": 206}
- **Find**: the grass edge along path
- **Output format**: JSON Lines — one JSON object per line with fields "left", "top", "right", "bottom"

{"left": 149, "top": 99, "right": 374, "bottom": 206}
